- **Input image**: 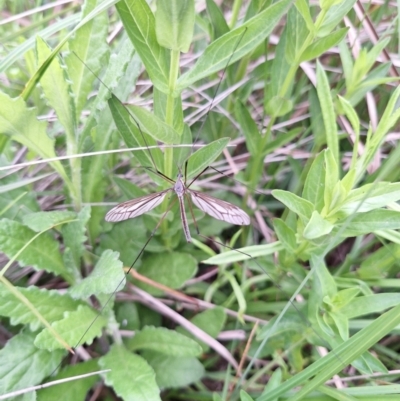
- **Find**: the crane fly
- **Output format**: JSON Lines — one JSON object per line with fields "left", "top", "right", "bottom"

{"left": 105, "top": 170, "right": 250, "bottom": 242}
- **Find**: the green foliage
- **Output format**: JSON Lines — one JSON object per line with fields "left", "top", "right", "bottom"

{"left": 1, "top": 0, "right": 400, "bottom": 400}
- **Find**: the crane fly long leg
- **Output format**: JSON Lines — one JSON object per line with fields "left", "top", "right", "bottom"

{"left": 178, "top": 195, "right": 192, "bottom": 242}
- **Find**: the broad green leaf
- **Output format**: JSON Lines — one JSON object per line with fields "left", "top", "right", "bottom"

{"left": 0, "top": 285, "right": 84, "bottom": 331}
{"left": 203, "top": 242, "right": 283, "bottom": 264}
{"left": 273, "top": 219, "right": 297, "bottom": 251}
{"left": 69, "top": 250, "right": 125, "bottom": 299}
{"left": 145, "top": 352, "right": 205, "bottom": 389}
{"left": 36, "top": 359, "right": 100, "bottom": 401}
{"left": 124, "top": 103, "right": 180, "bottom": 144}
{"left": 340, "top": 210, "right": 400, "bottom": 237}
{"left": 235, "top": 101, "right": 260, "bottom": 156}
{"left": 0, "top": 331, "right": 64, "bottom": 394}
{"left": 108, "top": 94, "right": 164, "bottom": 172}
{"left": 35, "top": 305, "right": 107, "bottom": 351}
{"left": 65, "top": 0, "right": 109, "bottom": 119}
{"left": 300, "top": 28, "right": 348, "bottom": 62}
{"left": 116, "top": 0, "right": 169, "bottom": 93}
{"left": 186, "top": 137, "right": 230, "bottom": 179}
{"left": 137, "top": 252, "right": 197, "bottom": 294}
{"left": 36, "top": 37, "right": 76, "bottom": 144}
{"left": 176, "top": 0, "right": 292, "bottom": 92}
{"left": 317, "top": 62, "right": 339, "bottom": 163}
{"left": 99, "top": 344, "right": 161, "bottom": 401}
{"left": 99, "top": 218, "right": 150, "bottom": 267}
{"left": 0, "top": 219, "right": 66, "bottom": 279}
{"left": 155, "top": 0, "right": 194, "bottom": 53}
{"left": 338, "top": 182, "right": 400, "bottom": 215}
{"left": 22, "top": 211, "right": 77, "bottom": 232}
{"left": 302, "top": 151, "right": 325, "bottom": 212}
{"left": 303, "top": 211, "right": 334, "bottom": 239}
{"left": 128, "top": 326, "right": 202, "bottom": 356}
{"left": 272, "top": 190, "right": 314, "bottom": 220}
{"left": 0, "top": 91, "right": 69, "bottom": 185}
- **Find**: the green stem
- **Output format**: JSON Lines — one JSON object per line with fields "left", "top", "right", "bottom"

{"left": 229, "top": 0, "right": 243, "bottom": 28}
{"left": 162, "top": 49, "right": 181, "bottom": 244}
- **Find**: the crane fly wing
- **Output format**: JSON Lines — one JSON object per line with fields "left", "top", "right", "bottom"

{"left": 105, "top": 189, "right": 171, "bottom": 222}
{"left": 188, "top": 189, "right": 250, "bottom": 226}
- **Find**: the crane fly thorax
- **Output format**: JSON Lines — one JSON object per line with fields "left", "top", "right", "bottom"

{"left": 174, "top": 173, "right": 186, "bottom": 198}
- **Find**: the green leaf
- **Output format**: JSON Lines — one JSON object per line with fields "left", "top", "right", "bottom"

{"left": 69, "top": 250, "right": 125, "bottom": 299}
{"left": 61, "top": 205, "right": 91, "bottom": 277}
{"left": 99, "top": 344, "right": 161, "bottom": 401}
{"left": 317, "top": 62, "right": 339, "bottom": 164}
{"left": 177, "top": 307, "right": 227, "bottom": 352}
{"left": 0, "top": 219, "right": 66, "bottom": 279}
{"left": 176, "top": 0, "right": 292, "bottom": 92}
{"left": 138, "top": 252, "right": 197, "bottom": 294}
{"left": 203, "top": 242, "right": 284, "bottom": 264}
{"left": 186, "top": 137, "right": 230, "bottom": 179}
{"left": 22, "top": 211, "right": 77, "bottom": 232}
{"left": 36, "top": 359, "right": 100, "bottom": 401}
{"left": 318, "top": 0, "right": 357, "bottom": 37}
{"left": 0, "top": 331, "right": 64, "bottom": 394}
{"left": 272, "top": 190, "right": 314, "bottom": 220}
{"left": 0, "top": 173, "right": 52, "bottom": 194}
{"left": 341, "top": 294, "right": 400, "bottom": 319}
{"left": 302, "top": 151, "right": 326, "bottom": 212}
{"left": 0, "top": 285, "right": 84, "bottom": 331}
{"left": 35, "top": 305, "right": 107, "bottom": 351}
{"left": 65, "top": 0, "right": 109, "bottom": 119}
{"left": 108, "top": 94, "right": 164, "bottom": 172}
{"left": 155, "top": 0, "right": 194, "bottom": 53}
{"left": 116, "top": 0, "right": 169, "bottom": 93}
{"left": 259, "top": 304, "right": 400, "bottom": 401}
{"left": 273, "top": 219, "right": 297, "bottom": 251}
{"left": 206, "top": 0, "right": 230, "bottom": 39}
{"left": 338, "top": 182, "right": 400, "bottom": 215}
{"left": 0, "top": 91, "right": 68, "bottom": 185}
{"left": 265, "top": 95, "right": 293, "bottom": 117}
{"left": 128, "top": 326, "right": 202, "bottom": 356}
{"left": 285, "top": 5, "right": 309, "bottom": 62}
{"left": 145, "top": 352, "right": 205, "bottom": 389}
{"left": 240, "top": 390, "right": 255, "bottom": 401}
{"left": 340, "top": 210, "right": 400, "bottom": 237}
{"left": 124, "top": 103, "right": 180, "bottom": 144}
{"left": 323, "top": 148, "right": 339, "bottom": 211}
{"left": 303, "top": 211, "right": 334, "bottom": 239}
{"left": 300, "top": 28, "right": 348, "bottom": 62}
{"left": 36, "top": 36, "right": 76, "bottom": 144}
{"left": 235, "top": 101, "right": 260, "bottom": 156}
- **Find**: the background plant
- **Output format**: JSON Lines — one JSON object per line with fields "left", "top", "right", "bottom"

{"left": 0, "top": 0, "right": 399, "bottom": 400}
